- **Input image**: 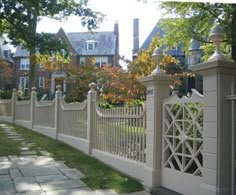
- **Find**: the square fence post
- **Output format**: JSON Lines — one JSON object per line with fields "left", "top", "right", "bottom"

{"left": 11, "top": 89, "right": 17, "bottom": 123}
{"left": 87, "top": 82, "right": 97, "bottom": 155}
{"left": 55, "top": 85, "right": 62, "bottom": 140}
{"left": 30, "top": 87, "right": 37, "bottom": 129}
{"left": 192, "top": 59, "right": 236, "bottom": 195}
{"left": 139, "top": 74, "right": 175, "bottom": 189}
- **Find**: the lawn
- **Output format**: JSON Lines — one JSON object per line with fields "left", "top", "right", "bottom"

{"left": 0, "top": 126, "right": 21, "bottom": 156}
{"left": 0, "top": 121, "right": 144, "bottom": 193}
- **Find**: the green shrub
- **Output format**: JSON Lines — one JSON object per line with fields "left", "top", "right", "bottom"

{"left": 0, "top": 90, "right": 12, "bottom": 99}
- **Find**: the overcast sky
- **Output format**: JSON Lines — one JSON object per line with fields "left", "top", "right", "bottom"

{"left": 37, "top": 0, "right": 160, "bottom": 67}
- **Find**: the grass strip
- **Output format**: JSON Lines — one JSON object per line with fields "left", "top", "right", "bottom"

{"left": 0, "top": 127, "right": 21, "bottom": 156}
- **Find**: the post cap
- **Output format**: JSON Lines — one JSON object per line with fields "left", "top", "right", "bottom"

{"left": 152, "top": 47, "right": 163, "bottom": 59}
{"left": 89, "top": 82, "right": 97, "bottom": 90}
{"left": 31, "top": 87, "right": 36, "bottom": 92}
{"left": 209, "top": 23, "right": 225, "bottom": 43}
{"left": 56, "top": 85, "right": 62, "bottom": 91}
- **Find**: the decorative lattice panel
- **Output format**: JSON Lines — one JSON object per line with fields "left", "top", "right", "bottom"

{"left": 163, "top": 89, "right": 203, "bottom": 176}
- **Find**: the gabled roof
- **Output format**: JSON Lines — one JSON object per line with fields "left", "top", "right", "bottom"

{"left": 13, "top": 28, "right": 118, "bottom": 58}
{"left": 141, "top": 24, "right": 164, "bottom": 51}
{"left": 13, "top": 46, "right": 29, "bottom": 58}
{"left": 140, "top": 20, "right": 185, "bottom": 57}
{"left": 66, "top": 31, "right": 117, "bottom": 56}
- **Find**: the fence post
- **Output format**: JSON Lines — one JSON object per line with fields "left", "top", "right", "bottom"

{"left": 139, "top": 73, "right": 175, "bottom": 189}
{"left": 30, "top": 87, "right": 37, "bottom": 129}
{"left": 11, "top": 88, "right": 17, "bottom": 123}
{"left": 87, "top": 82, "right": 97, "bottom": 155}
{"left": 191, "top": 24, "right": 236, "bottom": 195}
{"left": 54, "top": 85, "right": 62, "bottom": 140}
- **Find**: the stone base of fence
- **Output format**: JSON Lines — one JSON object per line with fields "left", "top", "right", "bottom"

{"left": 92, "top": 149, "right": 145, "bottom": 181}
{"left": 58, "top": 134, "right": 90, "bottom": 154}
{"left": 0, "top": 116, "right": 13, "bottom": 123}
{"left": 33, "top": 125, "right": 57, "bottom": 139}
{"left": 14, "top": 120, "right": 32, "bottom": 130}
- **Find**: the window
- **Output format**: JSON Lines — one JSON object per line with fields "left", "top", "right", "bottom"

{"left": 38, "top": 76, "right": 44, "bottom": 88}
{"left": 86, "top": 40, "right": 96, "bottom": 51}
{"left": 95, "top": 57, "right": 108, "bottom": 67}
{"left": 38, "top": 63, "right": 43, "bottom": 69}
{"left": 19, "top": 77, "right": 29, "bottom": 90}
{"left": 87, "top": 43, "right": 95, "bottom": 51}
{"left": 80, "top": 57, "right": 85, "bottom": 65}
{"left": 20, "top": 58, "right": 30, "bottom": 70}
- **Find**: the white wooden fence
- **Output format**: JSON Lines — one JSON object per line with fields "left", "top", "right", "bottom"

{"left": 0, "top": 85, "right": 146, "bottom": 181}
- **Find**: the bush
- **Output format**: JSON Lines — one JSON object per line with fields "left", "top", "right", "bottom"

{"left": 98, "top": 102, "right": 114, "bottom": 109}
{"left": 0, "top": 90, "right": 12, "bottom": 99}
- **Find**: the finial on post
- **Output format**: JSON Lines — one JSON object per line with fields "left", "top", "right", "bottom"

{"left": 151, "top": 47, "right": 165, "bottom": 74}
{"left": 13, "top": 88, "right": 17, "bottom": 93}
{"left": 56, "top": 85, "right": 62, "bottom": 91}
{"left": 31, "top": 87, "right": 36, "bottom": 92}
{"left": 208, "top": 24, "right": 227, "bottom": 61}
{"left": 89, "top": 82, "right": 97, "bottom": 90}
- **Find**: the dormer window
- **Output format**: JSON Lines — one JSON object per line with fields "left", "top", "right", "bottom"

{"left": 86, "top": 40, "right": 96, "bottom": 51}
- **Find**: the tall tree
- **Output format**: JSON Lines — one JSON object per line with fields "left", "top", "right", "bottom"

{"left": 0, "top": 0, "right": 103, "bottom": 90}
{"left": 159, "top": 3, "right": 236, "bottom": 61}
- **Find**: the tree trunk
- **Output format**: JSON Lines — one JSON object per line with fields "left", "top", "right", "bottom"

{"left": 28, "top": 14, "right": 38, "bottom": 93}
{"left": 29, "top": 49, "right": 37, "bottom": 92}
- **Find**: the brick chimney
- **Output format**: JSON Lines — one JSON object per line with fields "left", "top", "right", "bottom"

{"left": 132, "top": 18, "right": 139, "bottom": 60}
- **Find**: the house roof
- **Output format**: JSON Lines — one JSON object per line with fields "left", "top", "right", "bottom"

{"left": 140, "top": 20, "right": 184, "bottom": 57}
{"left": 141, "top": 24, "right": 164, "bottom": 51}
{"left": 66, "top": 31, "right": 117, "bottom": 56}
{"left": 13, "top": 46, "right": 29, "bottom": 57}
{"left": 189, "top": 39, "right": 201, "bottom": 51}
{"left": 12, "top": 29, "right": 118, "bottom": 58}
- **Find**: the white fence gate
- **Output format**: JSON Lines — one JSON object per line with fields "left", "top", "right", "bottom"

{"left": 161, "top": 89, "right": 203, "bottom": 195}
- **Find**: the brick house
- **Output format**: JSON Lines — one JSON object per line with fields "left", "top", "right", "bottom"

{"left": 13, "top": 22, "right": 119, "bottom": 96}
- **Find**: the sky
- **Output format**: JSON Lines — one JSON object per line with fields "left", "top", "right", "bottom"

{"left": 37, "top": 0, "right": 160, "bottom": 67}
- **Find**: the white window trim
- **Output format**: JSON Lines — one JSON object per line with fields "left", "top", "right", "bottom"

{"left": 19, "top": 77, "right": 29, "bottom": 90}
{"left": 95, "top": 56, "right": 108, "bottom": 67}
{"left": 20, "top": 58, "right": 30, "bottom": 70}
{"left": 38, "top": 76, "right": 44, "bottom": 88}
{"left": 80, "top": 57, "right": 85, "bottom": 65}
{"left": 87, "top": 43, "right": 95, "bottom": 51}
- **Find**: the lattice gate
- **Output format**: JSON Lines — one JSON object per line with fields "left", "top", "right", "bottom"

{"left": 161, "top": 89, "right": 203, "bottom": 195}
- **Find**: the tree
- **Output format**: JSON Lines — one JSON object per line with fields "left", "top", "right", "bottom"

{"left": 128, "top": 34, "right": 194, "bottom": 96}
{"left": 159, "top": 3, "right": 236, "bottom": 61}
{"left": 64, "top": 58, "right": 99, "bottom": 102}
{"left": 0, "top": 58, "right": 13, "bottom": 90}
{"left": 128, "top": 36, "right": 181, "bottom": 77}
{"left": 0, "top": 0, "right": 103, "bottom": 90}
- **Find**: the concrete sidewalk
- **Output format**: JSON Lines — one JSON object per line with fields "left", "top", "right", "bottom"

{"left": 0, "top": 123, "right": 149, "bottom": 195}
